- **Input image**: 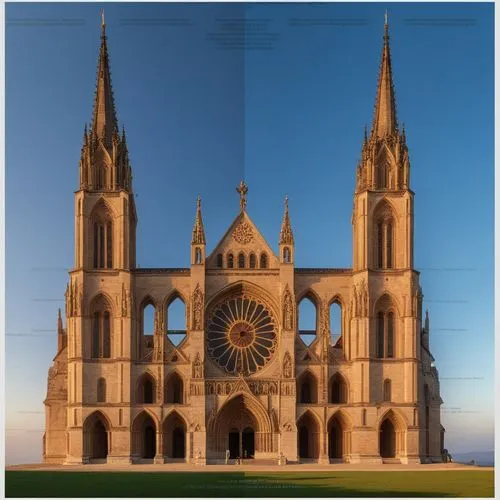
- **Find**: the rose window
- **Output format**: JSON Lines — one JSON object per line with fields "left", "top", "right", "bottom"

{"left": 206, "top": 296, "right": 277, "bottom": 375}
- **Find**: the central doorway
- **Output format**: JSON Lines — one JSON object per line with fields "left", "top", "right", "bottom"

{"left": 380, "top": 418, "right": 396, "bottom": 458}
{"left": 228, "top": 427, "right": 255, "bottom": 459}
{"left": 328, "top": 419, "right": 342, "bottom": 459}
{"left": 91, "top": 420, "right": 108, "bottom": 459}
{"left": 212, "top": 393, "right": 274, "bottom": 459}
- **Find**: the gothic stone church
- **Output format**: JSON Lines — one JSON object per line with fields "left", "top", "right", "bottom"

{"left": 44, "top": 17, "right": 444, "bottom": 465}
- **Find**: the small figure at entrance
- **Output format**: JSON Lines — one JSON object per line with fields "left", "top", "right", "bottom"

{"left": 225, "top": 449, "right": 230, "bottom": 465}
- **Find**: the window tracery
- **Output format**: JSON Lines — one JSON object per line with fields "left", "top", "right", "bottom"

{"left": 206, "top": 294, "right": 277, "bottom": 376}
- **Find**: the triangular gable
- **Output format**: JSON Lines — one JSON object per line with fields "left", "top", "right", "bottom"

{"left": 295, "top": 340, "right": 321, "bottom": 364}
{"left": 206, "top": 210, "right": 278, "bottom": 268}
{"left": 165, "top": 346, "right": 189, "bottom": 364}
{"left": 227, "top": 375, "right": 252, "bottom": 397}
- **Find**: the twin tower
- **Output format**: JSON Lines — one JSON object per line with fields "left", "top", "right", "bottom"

{"left": 44, "top": 16, "right": 444, "bottom": 465}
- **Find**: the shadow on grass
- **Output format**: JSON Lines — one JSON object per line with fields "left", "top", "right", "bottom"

{"left": 5, "top": 471, "right": 494, "bottom": 498}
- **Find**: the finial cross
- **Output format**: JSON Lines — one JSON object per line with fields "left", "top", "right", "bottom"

{"left": 236, "top": 180, "right": 248, "bottom": 211}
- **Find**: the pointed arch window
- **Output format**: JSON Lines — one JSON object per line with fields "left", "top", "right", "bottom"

{"left": 165, "top": 372, "right": 184, "bottom": 404}
{"left": 195, "top": 247, "right": 202, "bottom": 265}
{"left": 376, "top": 312, "right": 384, "bottom": 358}
{"left": 330, "top": 373, "right": 348, "bottom": 404}
{"left": 386, "top": 223, "right": 393, "bottom": 268}
{"left": 297, "top": 372, "right": 318, "bottom": 404}
{"left": 376, "top": 218, "right": 394, "bottom": 270}
{"left": 216, "top": 254, "right": 223, "bottom": 268}
{"left": 140, "top": 302, "right": 155, "bottom": 358}
{"left": 260, "top": 253, "right": 268, "bottom": 269}
{"left": 298, "top": 296, "right": 317, "bottom": 346}
{"left": 91, "top": 306, "right": 111, "bottom": 359}
{"left": 227, "top": 253, "right": 234, "bottom": 269}
{"left": 93, "top": 219, "right": 113, "bottom": 269}
{"left": 376, "top": 309, "right": 396, "bottom": 359}
{"left": 383, "top": 379, "right": 392, "bottom": 402}
{"left": 238, "top": 252, "right": 245, "bottom": 269}
{"left": 329, "top": 301, "right": 342, "bottom": 347}
{"left": 377, "top": 163, "right": 389, "bottom": 189}
{"left": 387, "top": 312, "right": 394, "bottom": 357}
{"left": 283, "top": 247, "right": 291, "bottom": 263}
{"left": 166, "top": 297, "right": 187, "bottom": 346}
{"left": 249, "top": 253, "right": 256, "bottom": 269}
{"left": 137, "top": 374, "right": 155, "bottom": 404}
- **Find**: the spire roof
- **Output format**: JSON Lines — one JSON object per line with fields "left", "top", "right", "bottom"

{"left": 57, "top": 308, "right": 63, "bottom": 333}
{"left": 90, "top": 14, "right": 119, "bottom": 144}
{"left": 371, "top": 13, "right": 398, "bottom": 139}
{"left": 191, "top": 196, "right": 206, "bottom": 245}
{"left": 279, "top": 195, "right": 294, "bottom": 245}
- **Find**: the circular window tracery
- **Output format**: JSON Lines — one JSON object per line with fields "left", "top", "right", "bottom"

{"left": 206, "top": 295, "right": 277, "bottom": 375}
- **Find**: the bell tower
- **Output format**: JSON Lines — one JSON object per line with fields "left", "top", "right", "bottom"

{"left": 65, "top": 16, "right": 138, "bottom": 464}
{"left": 352, "top": 15, "right": 413, "bottom": 272}
{"left": 349, "top": 19, "right": 422, "bottom": 454}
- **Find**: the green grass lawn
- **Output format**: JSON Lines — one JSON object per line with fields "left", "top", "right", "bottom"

{"left": 5, "top": 470, "right": 494, "bottom": 498}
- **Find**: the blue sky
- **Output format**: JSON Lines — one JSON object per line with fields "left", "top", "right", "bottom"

{"left": 5, "top": 2, "right": 494, "bottom": 464}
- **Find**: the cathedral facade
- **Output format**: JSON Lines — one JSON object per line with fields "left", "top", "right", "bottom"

{"left": 43, "top": 17, "right": 444, "bottom": 465}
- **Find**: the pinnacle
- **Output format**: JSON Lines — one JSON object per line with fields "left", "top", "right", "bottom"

{"left": 279, "top": 195, "right": 294, "bottom": 245}
{"left": 191, "top": 195, "right": 206, "bottom": 245}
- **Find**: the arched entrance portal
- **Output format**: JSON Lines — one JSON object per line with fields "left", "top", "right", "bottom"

{"left": 327, "top": 412, "right": 351, "bottom": 462}
{"left": 380, "top": 418, "right": 396, "bottom": 458}
{"left": 132, "top": 412, "right": 157, "bottom": 460}
{"left": 297, "top": 412, "right": 320, "bottom": 460}
{"left": 210, "top": 393, "right": 274, "bottom": 460}
{"left": 328, "top": 418, "right": 342, "bottom": 459}
{"left": 378, "top": 410, "right": 407, "bottom": 462}
{"left": 163, "top": 411, "right": 187, "bottom": 460}
{"left": 144, "top": 424, "right": 156, "bottom": 458}
{"left": 298, "top": 425, "right": 309, "bottom": 458}
{"left": 172, "top": 427, "right": 185, "bottom": 458}
{"left": 92, "top": 420, "right": 108, "bottom": 459}
{"left": 83, "top": 412, "right": 109, "bottom": 461}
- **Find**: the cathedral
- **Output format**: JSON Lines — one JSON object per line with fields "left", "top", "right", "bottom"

{"left": 43, "top": 16, "right": 444, "bottom": 465}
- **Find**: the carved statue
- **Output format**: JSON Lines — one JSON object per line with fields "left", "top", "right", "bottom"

{"left": 121, "top": 283, "right": 128, "bottom": 317}
{"left": 282, "top": 351, "right": 293, "bottom": 378}
{"left": 192, "top": 284, "right": 204, "bottom": 330}
{"left": 192, "top": 352, "right": 203, "bottom": 379}
{"left": 65, "top": 284, "right": 71, "bottom": 317}
{"left": 283, "top": 287, "right": 294, "bottom": 330}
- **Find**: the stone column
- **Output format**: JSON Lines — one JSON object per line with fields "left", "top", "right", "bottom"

{"left": 154, "top": 431, "right": 164, "bottom": 464}
{"left": 318, "top": 430, "right": 329, "bottom": 464}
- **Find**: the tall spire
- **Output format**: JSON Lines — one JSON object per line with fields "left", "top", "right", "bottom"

{"left": 90, "top": 12, "right": 119, "bottom": 146}
{"left": 191, "top": 195, "right": 206, "bottom": 245}
{"left": 279, "top": 195, "right": 294, "bottom": 245}
{"left": 371, "top": 13, "right": 398, "bottom": 139}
